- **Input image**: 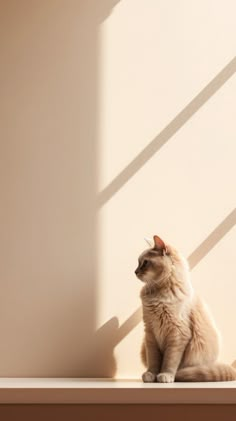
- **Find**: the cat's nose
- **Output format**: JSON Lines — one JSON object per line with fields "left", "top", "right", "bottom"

{"left": 135, "top": 268, "right": 139, "bottom": 275}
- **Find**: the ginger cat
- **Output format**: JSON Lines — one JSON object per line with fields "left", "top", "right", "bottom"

{"left": 135, "top": 235, "right": 236, "bottom": 382}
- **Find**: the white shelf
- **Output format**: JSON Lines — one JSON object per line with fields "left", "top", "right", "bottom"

{"left": 0, "top": 378, "right": 236, "bottom": 404}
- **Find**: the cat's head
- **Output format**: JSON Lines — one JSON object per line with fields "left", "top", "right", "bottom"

{"left": 135, "top": 235, "right": 173, "bottom": 284}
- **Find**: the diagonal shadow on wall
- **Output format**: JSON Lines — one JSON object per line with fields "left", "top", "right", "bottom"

{"left": 85, "top": 57, "right": 236, "bottom": 376}
{"left": 188, "top": 208, "right": 236, "bottom": 269}
{"left": 88, "top": 57, "right": 236, "bottom": 376}
{"left": 97, "top": 57, "right": 236, "bottom": 208}
{"left": 86, "top": 208, "right": 235, "bottom": 377}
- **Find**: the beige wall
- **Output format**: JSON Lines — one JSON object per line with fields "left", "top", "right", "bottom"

{"left": 0, "top": 0, "right": 235, "bottom": 377}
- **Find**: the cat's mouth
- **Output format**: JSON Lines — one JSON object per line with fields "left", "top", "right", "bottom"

{"left": 135, "top": 271, "right": 146, "bottom": 282}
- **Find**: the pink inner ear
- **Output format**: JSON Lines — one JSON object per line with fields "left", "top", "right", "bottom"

{"left": 153, "top": 235, "right": 167, "bottom": 254}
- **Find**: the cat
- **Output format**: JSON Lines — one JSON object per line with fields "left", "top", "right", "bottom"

{"left": 135, "top": 235, "right": 236, "bottom": 382}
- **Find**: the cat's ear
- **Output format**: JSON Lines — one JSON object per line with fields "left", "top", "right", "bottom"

{"left": 153, "top": 235, "right": 168, "bottom": 255}
{"left": 144, "top": 237, "right": 154, "bottom": 247}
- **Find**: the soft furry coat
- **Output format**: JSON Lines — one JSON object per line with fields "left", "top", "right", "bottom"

{"left": 135, "top": 235, "right": 236, "bottom": 382}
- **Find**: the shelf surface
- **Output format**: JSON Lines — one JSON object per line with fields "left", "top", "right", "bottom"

{"left": 0, "top": 378, "right": 236, "bottom": 404}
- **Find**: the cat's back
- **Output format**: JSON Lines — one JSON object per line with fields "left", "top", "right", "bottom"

{"left": 190, "top": 295, "right": 221, "bottom": 343}
{"left": 181, "top": 295, "right": 221, "bottom": 367}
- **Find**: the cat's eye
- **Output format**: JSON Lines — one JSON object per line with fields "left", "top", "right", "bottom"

{"left": 141, "top": 260, "right": 148, "bottom": 269}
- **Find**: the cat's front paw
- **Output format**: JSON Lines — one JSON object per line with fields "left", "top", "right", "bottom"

{"left": 157, "top": 372, "right": 175, "bottom": 383}
{"left": 142, "top": 371, "right": 156, "bottom": 383}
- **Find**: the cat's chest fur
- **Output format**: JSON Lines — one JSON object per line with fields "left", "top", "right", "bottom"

{"left": 142, "top": 297, "right": 189, "bottom": 351}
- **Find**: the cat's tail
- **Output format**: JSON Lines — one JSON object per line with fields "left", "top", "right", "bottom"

{"left": 175, "top": 362, "right": 236, "bottom": 382}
